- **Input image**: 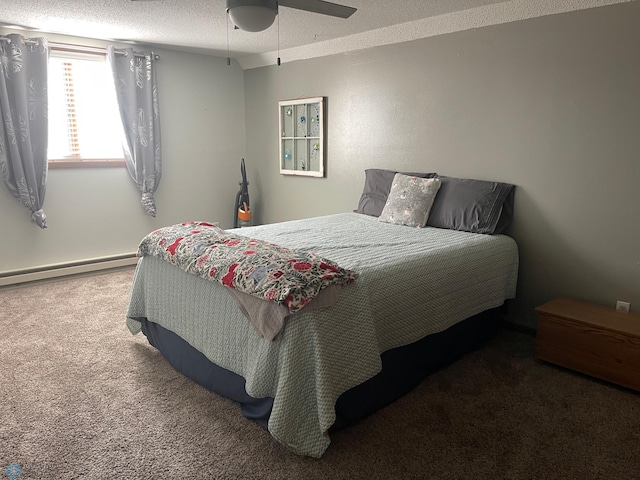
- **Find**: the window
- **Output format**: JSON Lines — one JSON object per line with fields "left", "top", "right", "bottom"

{"left": 47, "top": 51, "right": 124, "bottom": 168}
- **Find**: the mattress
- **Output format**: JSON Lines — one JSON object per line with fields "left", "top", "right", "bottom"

{"left": 126, "top": 212, "right": 519, "bottom": 457}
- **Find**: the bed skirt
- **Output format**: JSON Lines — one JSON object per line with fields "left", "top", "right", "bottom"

{"left": 139, "top": 305, "right": 503, "bottom": 432}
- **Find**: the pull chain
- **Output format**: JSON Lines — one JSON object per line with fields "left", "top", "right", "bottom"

{"left": 226, "top": 13, "right": 231, "bottom": 66}
{"left": 277, "top": 13, "right": 281, "bottom": 66}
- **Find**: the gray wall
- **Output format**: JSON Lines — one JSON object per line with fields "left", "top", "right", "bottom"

{"left": 244, "top": 2, "right": 640, "bottom": 327}
{"left": 2, "top": 3, "right": 638, "bottom": 328}
{"left": 0, "top": 30, "right": 246, "bottom": 272}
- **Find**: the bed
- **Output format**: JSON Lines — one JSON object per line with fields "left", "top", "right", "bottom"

{"left": 125, "top": 171, "right": 519, "bottom": 458}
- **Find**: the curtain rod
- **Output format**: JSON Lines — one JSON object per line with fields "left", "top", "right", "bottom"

{"left": 0, "top": 36, "right": 159, "bottom": 60}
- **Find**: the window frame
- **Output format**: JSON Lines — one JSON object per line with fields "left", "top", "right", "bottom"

{"left": 48, "top": 158, "right": 125, "bottom": 169}
{"left": 47, "top": 46, "right": 125, "bottom": 169}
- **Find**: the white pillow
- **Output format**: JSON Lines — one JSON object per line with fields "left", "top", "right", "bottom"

{"left": 378, "top": 174, "right": 442, "bottom": 227}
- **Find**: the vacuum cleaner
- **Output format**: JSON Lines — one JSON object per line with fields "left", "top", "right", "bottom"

{"left": 233, "top": 158, "right": 253, "bottom": 228}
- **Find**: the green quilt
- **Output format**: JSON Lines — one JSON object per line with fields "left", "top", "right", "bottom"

{"left": 126, "top": 213, "right": 518, "bottom": 457}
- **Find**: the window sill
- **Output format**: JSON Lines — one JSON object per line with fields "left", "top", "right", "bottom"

{"left": 48, "top": 159, "right": 126, "bottom": 169}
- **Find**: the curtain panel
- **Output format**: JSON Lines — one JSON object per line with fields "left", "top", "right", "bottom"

{"left": 107, "top": 47, "right": 161, "bottom": 217}
{"left": 0, "top": 34, "right": 49, "bottom": 228}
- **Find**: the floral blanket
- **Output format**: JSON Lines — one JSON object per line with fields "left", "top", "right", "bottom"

{"left": 136, "top": 221, "right": 358, "bottom": 313}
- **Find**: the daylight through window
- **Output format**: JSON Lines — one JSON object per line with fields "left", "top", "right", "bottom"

{"left": 48, "top": 52, "right": 124, "bottom": 166}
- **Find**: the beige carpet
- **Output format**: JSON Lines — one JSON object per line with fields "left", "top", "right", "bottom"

{"left": 1, "top": 269, "right": 639, "bottom": 479}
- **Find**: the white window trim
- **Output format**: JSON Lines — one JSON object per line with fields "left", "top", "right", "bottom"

{"left": 46, "top": 44, "right": 127, "bottom": 169}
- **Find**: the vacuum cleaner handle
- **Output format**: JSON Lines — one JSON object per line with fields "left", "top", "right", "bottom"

{"left": 234, "top": 158, "right": 252, "bottom": 228}
{"left": 239, "top": 158, "right": 249, "bottom": 207}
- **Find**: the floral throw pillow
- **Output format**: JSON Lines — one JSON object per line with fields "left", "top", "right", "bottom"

{"left": 378, "top": 174, "right": 442, "bottom": 227}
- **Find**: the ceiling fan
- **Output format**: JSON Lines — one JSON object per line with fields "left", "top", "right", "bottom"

{"left": 226, "top": 0, "right": 357, "bottom": 32}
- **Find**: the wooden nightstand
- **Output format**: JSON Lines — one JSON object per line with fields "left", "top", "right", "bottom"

{"left": 535, "top": 297, "right": 640, "bottom": 392}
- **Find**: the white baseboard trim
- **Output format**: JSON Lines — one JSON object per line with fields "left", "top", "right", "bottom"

{"left": 0, "top": 253, "right": 139, "bottom": 287}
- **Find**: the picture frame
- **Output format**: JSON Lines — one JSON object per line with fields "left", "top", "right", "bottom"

{"left": 278, "top": 97, "right": 324, "bottom": 177}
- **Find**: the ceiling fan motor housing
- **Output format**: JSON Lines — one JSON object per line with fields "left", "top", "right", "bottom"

{"left": 227, "top": 0, "right": 279, "bottom": 32}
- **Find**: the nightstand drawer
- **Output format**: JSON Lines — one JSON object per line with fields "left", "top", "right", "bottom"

{"left": 535, "top": 298, "right": 640, "bottom": 392}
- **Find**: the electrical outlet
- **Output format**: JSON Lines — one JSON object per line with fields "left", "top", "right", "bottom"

{"left": 616, "top": 301, "right": 630, "bottom": 313}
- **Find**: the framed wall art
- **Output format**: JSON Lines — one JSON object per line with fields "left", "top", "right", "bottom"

{"left": 278, "top": 97, "right": 324, "bottom": 177}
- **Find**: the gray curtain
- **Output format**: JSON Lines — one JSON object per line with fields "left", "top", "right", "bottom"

{"left": 107, "top": 46, "right": 161, "bottom": 217}
{"left": 0, "top": 34, "right": 49, "bottom": 228}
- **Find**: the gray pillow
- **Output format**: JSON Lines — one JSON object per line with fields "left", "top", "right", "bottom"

{"left": 355, "top": 169, "right": 438, "bottom": 217}
{"left": 493, "top": 187, "right": 515, "bottom": 234}
{"left": 426, "top": 176, "right": 515, "bottom": 234}
{"left": 378, "top": 174, "right": 442, "bottom": 228}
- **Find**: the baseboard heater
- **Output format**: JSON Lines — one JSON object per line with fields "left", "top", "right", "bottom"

{"left": 0, "top": 253, "right": 139, "bottom": 287}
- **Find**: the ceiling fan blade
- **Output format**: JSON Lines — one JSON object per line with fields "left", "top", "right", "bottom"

{"left": 278, "top": 0, "right": 356, "bottom": 19}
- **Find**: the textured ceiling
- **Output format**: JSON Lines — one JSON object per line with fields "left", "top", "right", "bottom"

{"left": 0, "top": 0, "right": 633, "bottom": 69}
